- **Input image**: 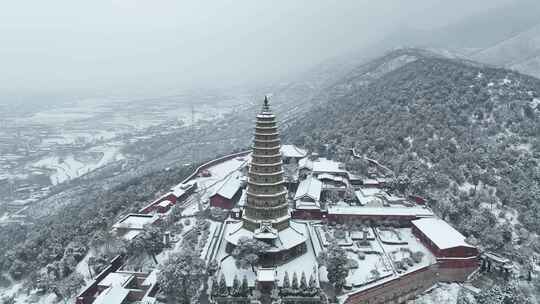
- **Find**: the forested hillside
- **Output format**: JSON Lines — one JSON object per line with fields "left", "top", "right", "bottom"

{"left": 286, "top": 49, "right": 540, "bottom": 264}
{"left": 0, "top": 163, "right": 195, "bottom": 298}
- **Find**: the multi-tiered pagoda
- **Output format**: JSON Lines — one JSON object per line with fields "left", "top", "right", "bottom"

{"left": 226, "top": 97, "right": 306, "bottom": 261}
{"left": 243, "top": 96, "right": 290, "bottom": 232}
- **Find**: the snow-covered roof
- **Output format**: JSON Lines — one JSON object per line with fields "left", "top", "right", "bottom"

{"left": 225, "top": 221, "right": 307, "bottom": 251}
{"left": 298, "top": 157, "right": 313, "bottom": 170}
{"left": 312, "top": 158, "right": 346, "bottom": 174}
{"left": 171, "top": 180, "right": 196, "bottom": 197}
{"left": 294, "top": 176, "right": 322, "bottom": 201}
{"left": 357, "top": 187, "right": 383, "bottom": 197}
{"left": 157, "top": 200, "right": 172, "bottom": 208}
{"left": 347, "top": 173, "right": 363, "bottom": 181}
{"left": 377, "top": 177, "right": 393, "bottom": 183}
{"left": 317, "top": 173, "right": 347, "bottom": 184}
{"left": 254, "top": 223, "right": 278, "bottom": 239}
{"left": 412, "top": 218, "right": 474, "bottom": 250}
{"left": 98, "top": 272, "right": 133, "bottom": 287}
{"left": 142, "top": 270, "right": 158, "bottom": 286}
{"left": 281, "top": 145, "right": 307, "bottom": 158}
{"left": 354, "top": 187, "right": 386, "bottom": 206}
{"left": 113, "top": 214, "right": 159, "bottom": 230}
{"left": 238, "top": 189, "right": 247, "bottom": 207}
{"left": 122, "top": 230, "right": 141, "bottom": 241}
{"left": 93, "top": 286, "right": 129, "bottom": 304}
{"left": 362, "top": 179, "right": 380, "bottom": 185}
{"left": 295, "top": 200, "right": 321, "bottom": 210}
{"left": 355, "top": 191, "right": 383, "bottom": 206}
{"left": 257, "top": 268, "right": 276, "bottom": 282}
{"left": 328, "top": 206, "right": 433, "bottom": 217}
{"left": 213, "top": 177, "right": 242, "bottom": 200}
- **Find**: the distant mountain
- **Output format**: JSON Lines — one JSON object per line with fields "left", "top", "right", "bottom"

{"left": 471, "top": 24, "right": 540, "bottom": 79}
{"left": 285, "top": 49, "right": 540, "bottom": 266}
{"left": 424, "top": 0, "right": 540, "bottom": 50}
{"left": 364, "top": 0, "right": 540, "bottom": 79}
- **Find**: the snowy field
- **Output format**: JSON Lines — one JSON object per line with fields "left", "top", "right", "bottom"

{"left": 30, "top": 144, "right": 125, "bottom": 185}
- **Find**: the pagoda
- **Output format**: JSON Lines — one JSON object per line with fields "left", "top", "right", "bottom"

{"left": 243, "top": 96, "right": 290, "bottom": 232}
{"left": 225, "top": 97, "right": 307, "bottom": 261}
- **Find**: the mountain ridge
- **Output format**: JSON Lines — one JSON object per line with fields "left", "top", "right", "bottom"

{"left": 286, "top": 51, "right": 540, "bottom": 265}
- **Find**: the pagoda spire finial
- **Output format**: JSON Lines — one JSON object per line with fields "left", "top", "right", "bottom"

{"left": 262, "top": 95, "right": 270, "bottom": 112}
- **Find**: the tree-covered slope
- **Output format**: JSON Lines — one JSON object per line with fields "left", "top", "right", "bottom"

{"left": 286, "top": 50, "right": 540, "bottom": 254}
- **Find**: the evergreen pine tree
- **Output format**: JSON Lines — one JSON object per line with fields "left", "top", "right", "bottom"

{"left": 456, "top": 288, "right": 475, "bottom": 304}
{"left": 300, "top": 271, "right": 308, "bottom": 294}
{"left": 325, "top": 241, "right": 349, "bottom": 291}
{"left": 476, "top": 285, "right": 504, "bottom": 304}
{"left": 240, "top": 275, "right": 249, "bottom": 297}
{"left": 218, "top": 273, "right": 228, "bottom": 296}
{"left": 231, "top": 275, "right": 240, "bottom": 296}
{"left": 281, "top": 271, "right": 291, "bottom": 296}
{"left": 308, "top": 273, "right": 318, "bottom": 295}
{"left": 282, "top": 271, "right": 291, "bottom": 289}
{"left": 291, "top": 272, "right": 299, "bottom": 294}
{"left": 210, "top": 276, "right": 219, "bottom": 297}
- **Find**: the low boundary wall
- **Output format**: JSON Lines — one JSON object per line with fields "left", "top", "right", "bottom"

{"left": 138, "top": 150, "right": 250, "bottom": 214}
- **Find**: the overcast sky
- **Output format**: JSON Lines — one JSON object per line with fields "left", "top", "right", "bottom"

{"left": 0, "top": 0, "right": 513, "bottom": 97}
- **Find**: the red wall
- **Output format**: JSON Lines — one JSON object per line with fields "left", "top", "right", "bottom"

{"left": 139, "top": 193, "right": 176, "bottom": 214}
{"left": 327, "top": 213, "right": 416, "bottom": 225}
{"left": 440, "top": 246, "right": 479, "bottom": 258}
{"left": 438, "top": 257, "right": 479, "bottom": 269}
{"left": 291, "top": 209, "right": 325, "bottom": 220}
{"left": 409, "top": 195, "right": 426, "bottom": 205}
{"left": 210, "top": 194, "right": 235, "bottom": 209}
{"left": 412, "top": 226, "right": 479, "bottom": 259}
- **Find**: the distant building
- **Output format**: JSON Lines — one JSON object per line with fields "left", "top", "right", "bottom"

{"left": 112, "top": 214, "right": 160, "bottom": 241}
{"left": 281, "top": 144, "right": 307, "bottom": 164}
{"left": 292, "top": 176, "right": 324, "bottom": 219}
{"left": 79, "top": 270, "right": 158, "bottom": 304}
{"left": 354, "top": 187, "right": 386, "bottom": 206}
{"left": 327, "top": 205, "right": 434, "bottom": 225}
{"left": 412, "top": 218, "right": 479, "bottom": 280}
{"left": 209, "top": 176, "right": 243, "bottom": 209}
{"left": 299, "top": 157, "right": 348, "bottom": 178}
{"left": 170, "top": 180, "right": 197, "bottom": 202}
{"left": 138, "top": 181, "right": 197, "bottom": 214}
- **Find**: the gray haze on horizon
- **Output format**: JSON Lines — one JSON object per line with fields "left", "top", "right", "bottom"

{"left": 0, "top": 0, "right": 515, "bottom": 98}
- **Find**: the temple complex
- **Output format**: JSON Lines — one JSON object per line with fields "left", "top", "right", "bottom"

{"left": 78, "top": 97, "right": 482, "bottom": 304}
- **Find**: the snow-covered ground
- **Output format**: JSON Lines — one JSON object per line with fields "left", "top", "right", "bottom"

{"left": 414, "top": 283, "right": 462, "bottom": 304}
{"left": 378, "top": 228, "right": 436, "bottom": 273}
{"left": 30, "top": 144, "right": 125, "bottom": 185}
{"left": 344, "top": 243, "right": 393, "bottom": 287}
